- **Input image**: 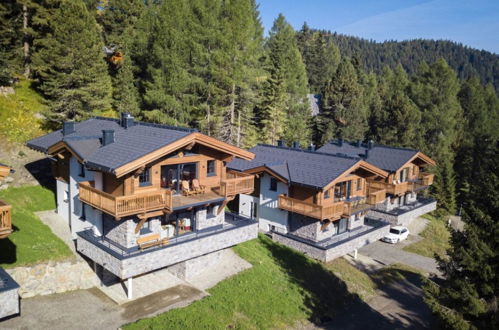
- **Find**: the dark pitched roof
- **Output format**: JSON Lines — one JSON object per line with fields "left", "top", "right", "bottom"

{"left": 317, "top": 140, "right": 418, "bottom": 173}
{"left": 27, "top": 117, "right": 195, "bottom": 173}
{"left": 228, "top": 144, "right": 360, "bottom": 189}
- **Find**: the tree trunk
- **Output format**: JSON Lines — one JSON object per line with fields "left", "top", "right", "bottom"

{"left": 23, "top": 4, "right": 30, "bottom": 78}
{"left": 229, "top": 82, "right": 236, "bottom": 143}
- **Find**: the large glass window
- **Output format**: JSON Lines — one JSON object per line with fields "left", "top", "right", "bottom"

{"left": 161, "top": 163, "right": 197, "bottom": 194}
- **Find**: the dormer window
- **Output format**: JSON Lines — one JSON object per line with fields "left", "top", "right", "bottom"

{"left": 139, "top": 167, "right": 151, "bottom": 187}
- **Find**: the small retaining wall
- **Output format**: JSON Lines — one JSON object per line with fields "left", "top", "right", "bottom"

{"left": 369, "top": 200, "right": 437, "bottom": 226}
{"left": 272, "top": 223, "right": 389, "bottom": 262}
{"left": 5, "top": 259, "right": 98, "bottom": 298}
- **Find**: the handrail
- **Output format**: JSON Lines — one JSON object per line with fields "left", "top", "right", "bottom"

{"left": 79, "top": 181, "right": 173, "bottom": 218}
{"left": 278, "top": 195, "right": 343, "bottom": 220}
{"left": 220, "top": 171, "right": 254, "bottom": 197}
{"left": 367, "top": 180, "right": 408, "bottom": 196}
{"left": 367, "top": 188, "right": 386, "bottom": 205}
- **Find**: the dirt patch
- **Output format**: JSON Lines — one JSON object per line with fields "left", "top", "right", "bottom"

{"left": 0, "top": 140, "right": 52, "bottom": 188}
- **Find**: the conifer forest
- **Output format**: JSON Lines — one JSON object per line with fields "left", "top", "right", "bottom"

{"left": 0, "top": 1, "right": 498, "bottom": 328}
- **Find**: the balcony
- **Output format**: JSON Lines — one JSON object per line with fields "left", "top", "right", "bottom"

{"left": 76, "top": 212, "right": 258, "bottom": 279}
{"left": 368, "top": 180, "right": 409, "bottom": 196}
{"left": 278, "top": 195, "right": 344, "bottom": 221}
{"left": 367, "top": 188, "right": 386, "bottom": 204}
{"left": 0, "top": 200, "right": 12, "bottom": 239}
{"left": 220, "top": 171, "right": 254, "bottom": 196}
{"left": 410, "top": 173, "right": 434, "bottom": 192}
{"left": 342, "top": 197, "right": 373, "bottom": 216}
{"left": 79, "top": 181, "right": 173, "bottom": 219}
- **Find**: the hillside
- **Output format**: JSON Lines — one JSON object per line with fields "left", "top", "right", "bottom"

{"left": 326, "top": 33, "right": 499, "bottom": 92}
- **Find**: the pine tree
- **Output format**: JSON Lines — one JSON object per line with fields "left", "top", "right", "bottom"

{"left": 424, "top": 139, "right": 499, "bottom": 329}
{"left": 262, "top": 14, "right": 310, "bottom": 146}
{"left": 97, "top": 0, "right": 143, "bottom": 115}
{"left": 0, "top": 0, "right": 22, "bottom": 85}
{"left": 32, "top": 0, "right": 112, "bottom": 126}
{"left": 318, "top": 57, "right": 366, "bottom": 143}
{"left": 455, "top": 77, "right": 499, "bottom": 204}
{"left": 370, "top": 65, "right": 420, "bottom": 147}
{"left": 131, "top": 0, "right": 193, "bottom": 126}
{"left": 410, "top": 59, "right": 462, "bottom": 214}
{"left": 296, "top": 25, "right": 340, "bottom": 93}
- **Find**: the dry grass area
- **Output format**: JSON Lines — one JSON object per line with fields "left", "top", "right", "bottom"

{"left": 403, "top": 214, "right": 451, "bottom": 258}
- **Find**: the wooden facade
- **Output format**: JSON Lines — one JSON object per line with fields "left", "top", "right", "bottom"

{"left": 78, "top": 143, "right": 254, "bottom": 219}
{"left": 273, "top": 161, "right": 389, "bottom": 221}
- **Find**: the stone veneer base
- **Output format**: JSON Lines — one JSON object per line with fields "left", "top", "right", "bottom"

{"left": 77, "top": 222, "right": 258, "bottom": 279}
{"left": 271, "top": 224, "right": 390, "bottom": 262}
{"left": 369, "top": 201, "right": 437, "bottom": 226}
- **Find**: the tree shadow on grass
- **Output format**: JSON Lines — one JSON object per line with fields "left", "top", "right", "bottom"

{"left": 0, "top": 226, "right": 18, "bottom": 265}
{"left": 260, "top": 237, "right": 405, "bottom": 329}
{"left": 24, "top": 158, "right": 56, "bottom": 197}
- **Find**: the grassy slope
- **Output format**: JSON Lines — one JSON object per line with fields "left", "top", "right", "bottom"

{"left": 125, "top": 235, "right": 373, "bottom": 329}
{"left": 0, "top": 79, "right": 46, "bottom": 143}
{"left": 325, "top": 257, "right": 376, "bottom": 300}
{"left": 0, "top": 185, "right": 73, "bottom": 268}
{"left": 403, "top": 214, "right": 450, "bottom": 258}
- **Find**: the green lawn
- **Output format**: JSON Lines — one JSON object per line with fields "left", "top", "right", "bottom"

{"left": 0, "top": 185, "right": 73, "bottom": 268}
{"left": 125, "top": 234, "right": 370, "bottom": 329}
{"left": 403, "top": 214, "right": 451, "bottom": 258}
{"left": 325, "top": 257, "right": 377, "bottom": 300}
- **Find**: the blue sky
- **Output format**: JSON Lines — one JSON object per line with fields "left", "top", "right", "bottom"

{"left": 257, "top": 0, "right": 499, "bottom": 54}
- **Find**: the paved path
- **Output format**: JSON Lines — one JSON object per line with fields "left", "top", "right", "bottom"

{"left": 1, "top": 285, "right": 205, "bottom": 330}
{"left": 358, "top": 241, "right": 440, "bottom": 276}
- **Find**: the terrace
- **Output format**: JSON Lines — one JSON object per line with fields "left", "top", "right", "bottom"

{"left": 278, "top": 195, "right": 344, "bottom": 221}
{"left": 79, "top": 171, "right": 254, "bottom": 219}
{"left": 76, "top": 212, "right": 258, "bottom": 279}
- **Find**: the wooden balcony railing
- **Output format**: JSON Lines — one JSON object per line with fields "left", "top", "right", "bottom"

{"left": 420, "top": 173, "right": 434, "bottom": 186}
{"left": 278, "top": 195, "right": 343, "bottom": 221}
{"left": 368, "top": 180, "right": 408, "bottom": 196}
{"left": 367, "top": 188, "right": 386, "bottom": 205}
{"left": 220, "top": 171, "right": 254, "bottom": 197}
{"left": 0, "top": 200, "right": 12, "bottom": 239}
{"left": 79, "top": 181, "right": 173, "bottom": 219}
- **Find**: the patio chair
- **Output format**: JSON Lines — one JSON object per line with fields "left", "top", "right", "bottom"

{"left": 192, "top": 179, "right": 206, "bottom": 194}
{"left": 181, "top": 180, "right": 195, "bottom": 196}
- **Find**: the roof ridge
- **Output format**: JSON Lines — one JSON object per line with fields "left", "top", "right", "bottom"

{"left": 256, "top": 143, "right": 360, "bottom": 160}
{"left": 91, "top": 116, "right": 197, "bottom": 133}
{"left": 328, "top": 139, "right": 418, "bottom": 152}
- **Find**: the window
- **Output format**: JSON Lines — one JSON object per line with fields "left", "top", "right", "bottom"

{"left": 207, "top": 160, "right": 216, "bottom": 177}
{"left": 78, "top": 163, "right": 85, "bottom": 177}
{"left": 139, "top": 167, "right": 151, "bottom": 186}
{"left": 356, "top": 178, "right": 362, "bottom": 191}
{"left": 270, "top": 178, "right": 278, "bottom": 191}
{"left": 324, "top": 189, "right": 330, "bottom": 199}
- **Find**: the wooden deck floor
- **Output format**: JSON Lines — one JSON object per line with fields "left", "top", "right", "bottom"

{"left": 172, "top": 190, "right": 225, "bottom": 210}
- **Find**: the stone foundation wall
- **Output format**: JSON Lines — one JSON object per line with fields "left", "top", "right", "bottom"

{"left": 167, "top": 250, "right": 224, "bottom": 280}
{"left": 369, "top": 200, "right": 437, "bottom": 226}
{"left": 196, "top": 206, "right": 224, "bottom": 230}
{"left": 6, "top": 259, "right": 98, "bottom": 298}
{"left": 104, "top": 217, "right": 137, "bottom": 249}
{"left": 78, "top": 221, "right": 258, "bottom": 279}
{"left": 272, "top": 223, "right": 389, "bottom": 262}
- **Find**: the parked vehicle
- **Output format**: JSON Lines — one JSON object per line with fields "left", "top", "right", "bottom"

{"left": 382, "top": 226, "right": 410, "bottom": 244}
